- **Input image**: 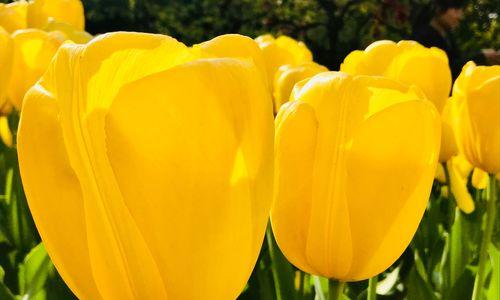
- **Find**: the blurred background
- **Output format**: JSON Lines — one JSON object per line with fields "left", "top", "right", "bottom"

{"left": 75, "top": 0, "right": 499, "bottom": 70}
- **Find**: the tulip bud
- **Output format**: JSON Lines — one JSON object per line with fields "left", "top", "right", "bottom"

{"left": 8, "top": 29, "right": 63, "bottom": 110}
{"left": 453, "top": 61, "right": 500, "bottom": 173}
{"left": 272, "top": 72, "right": 440, "bottom": 281}
{"left": 255, "top": 34, "right": 313, "bottom": 89}
{"left": 341, "top": 40, "right": 452, "bottom": 113}
{"left": 27, "top": 0, "right": 84, "bottom": 30}
{"left": 273, "top": 62, "right": 328, "bottom": 113}
{"left": 18, "top": 32, "right": 273, "bottom": 300}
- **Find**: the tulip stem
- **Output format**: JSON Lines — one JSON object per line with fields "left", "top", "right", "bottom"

{"left": 472, "top": 174, "right": 497, "bottom": 300}
{"left": 328, "top": 279, "right": 344, "bottom": 300}
{"left": 367, "top": 275, "right": 378, "bottom": 300}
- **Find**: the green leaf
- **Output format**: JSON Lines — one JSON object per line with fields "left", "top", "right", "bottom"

{"left": 447, "top": 268, "right": 474, "bottom": 300}
{"left": 487, "top": 245, "right": 500, "bottom": 300}
{"left": 0, "top": 266, "right": 15, "bottom": 300}
{"left": 266, "top": 227, "right": 298, "bottom": 300}
{"left": 18, "top": 243, "right": 52, "bottom": 298}
{"left": 406, "top": 266, "right": 438, "bottom": 300}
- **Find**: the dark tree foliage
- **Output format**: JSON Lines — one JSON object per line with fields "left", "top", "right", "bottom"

{"left": 79, "top": 0, "right": 499, "bottom": 69}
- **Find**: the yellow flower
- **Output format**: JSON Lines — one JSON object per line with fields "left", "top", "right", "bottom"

{"left": 17, "top": 32, "right": 273, "bottom": 300}
{"left": 453, "top": 61, "right": 500, "bottom": 174}
{"left": 255, "top": 34, "right": 313, "bottom": 89}
{"left": 27, "top": 0, "right": 84, "bottom": 30}
{"left": 272, "top": 72, "right": 440, "bottom": 281}
{"left": 8, "top": 29, "right": 63, "bottom": 110}
{"left": 0, "top": 1, "right": 28, "bottom": 33}
{"left": 194, "top": 34, "right": 269, "bottom": 89}
{"left": 341, "top": 40, "right": 452, "bottom": 113}
{"left": 0, "top": 27, "right": 13, "bottom": 111}
{"left": 273, "top": 62, "right": 328, "bottom": 113}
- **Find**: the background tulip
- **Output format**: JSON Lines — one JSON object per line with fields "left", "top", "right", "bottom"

{"left": 272, "top": 72, "right": 440, "bottom": 281}
{"left": 0, "top": 27, "right": 13, "bottom": 111}
{"left": 27, "top": 0, "right": 84, "bottom": 30}
{"left": 453, "top": 61, "right": 500, "bottom": 174}
{"left": 0, "top": 1, "right": 28, "bottom": 33}
{"left": 341, "top": 40, "right": 452, "bottom": 113}
{"left": 273, "top": 62, "right": 328, "bottom": 113}
{"left": 7, "top": 28, "right": 62, "bottom": 110}
{"left": 255, "top": 34, "right": 313, "bottom": 90}
{"left": 45, "top": 20, "right": 93, "bottom": 43}
{"left": 194, "top": 33, "right": 269, "bottom": 90}
{"left": 439, "top": 98, "right": 459, "bottom": 162}
{"left": 17, "top": 32, "right": 273, "bottom": 300}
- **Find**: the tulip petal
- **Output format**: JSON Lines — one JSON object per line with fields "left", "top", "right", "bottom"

{"left": 196, "top": 34, "right": 269, "bottom": 90}
{"left": 105, "top": 58, "right": 273, "bottom": 299}
{"left": 389, "top": 48, "right": 451, "bottom": 112}
{"left": 8, "top": 29, "right": 62, "bottom": 110}
{"left": 18, "top": 79, "right": 102, "bottom": 299}
{"left": 447, "top": 159, "right": 475, "bottom": 213}
{"left": 273, "top": 101, "right": 320, "bottom": 275}
{"left": 0, "top": 27, "right": 13, "bottom": 109}
{"left": 344, "top": 98, "right": 440, "bottom": 280}
{"left": 28, "top": 0, "right": 84, "bottom": 30}
{"left": 0, "top": 2, "right": 28, "bottom": 33}
{"left": 472, "top": 167, "right": 489, "bottom": 190}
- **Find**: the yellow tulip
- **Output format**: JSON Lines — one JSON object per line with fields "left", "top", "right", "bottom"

{"left": 0, "top": 1, "right": 28, "bottom": 33}
{"left": 255, "top": 34, "right": 313, "bottom": 89}
{"left": 194, "top": 34, "right": 269, "bottom": 89}
{"left": 45, "top": 20, "right": 92, "bottom": 44}
{"left": 27, "top": 0, "right": 84, "bottom": 30}
{"left": 272, "top": 72, "right": 440, "bottom": 281}
{"left": 453, "top": 61, "right": 500, "bottom": 174}
{"left": 8, "top": 29, "right": 63, "bottom": 110}
{"left": 0, "top": 27, "right": 13, "bottom": 110}
{"left": 273, "top": 62, "right": 328, "bottom": 113}
{"left": 341, "top": 40, "right": 452, "bottom": 113}
{"left": 17, "top": 32, "right": 273, "bottom": 300}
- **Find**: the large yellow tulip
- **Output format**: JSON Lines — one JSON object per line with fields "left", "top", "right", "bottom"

{"left": 0, "top": 27, "right": 13, "bottom": 110}
{"left": 27, "top": 0, "right": 84, "bottom": 30}
{"left": 17, "top": 32, "right": 273, "bottom": 300}
{"left": 341, "top": 40, "right": 452, "bottom": 113}
{"left": 453, "top": 61, "right": 500, "bottom": 174}
{"left": 272, "top": 72, "right": 440, "bottom": 281}
{"left": 255, "top": 34, "right": 313, "bottom": 89}
{"left": 0, "top": 1, "right": 28, "bottom": 33}
{"left": 8, "top": 28, "right": 63, "bottom": 110}
{"left": 273, "top": 62, "right": 328, "bottom": 113}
